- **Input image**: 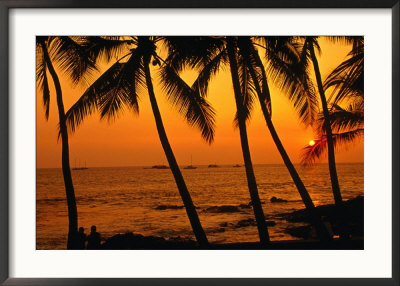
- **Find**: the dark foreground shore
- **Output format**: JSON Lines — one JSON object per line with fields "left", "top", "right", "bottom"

{"left": 97, "top": 196, "right": 363, "bottom": 250}
{"left": 280, "top": 195, "right": 363, "bottom": 240}
{"left": 100, "top": 233, "right": 363, "bottom": 250}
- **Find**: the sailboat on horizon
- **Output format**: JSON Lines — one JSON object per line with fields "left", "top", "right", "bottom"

{"left": 72, "top": 159, "right": 88, "bottom": 170}
{"left": 184, "top": 155, "right": 197, "bottom": 169}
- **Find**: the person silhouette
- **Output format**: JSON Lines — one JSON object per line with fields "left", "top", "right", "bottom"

{"left": 87, "top": 225, "right": 101, "bottom": 250}
{"left": 69, "top": 228, "right": 85, "bottom": 250}
{"left": 77, "top": 227, "right": 86, "bottom": 250}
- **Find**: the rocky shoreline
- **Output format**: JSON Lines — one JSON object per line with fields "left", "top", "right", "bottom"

{"left": 279, "top": 195, "right": 364, "bottom": 239}
{"left": 98, "top": 196, "right": 364, "bottom": 250}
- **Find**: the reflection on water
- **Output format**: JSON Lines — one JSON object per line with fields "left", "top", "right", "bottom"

{"left": 36, "top": 163, "right": 363, "bottom": 249}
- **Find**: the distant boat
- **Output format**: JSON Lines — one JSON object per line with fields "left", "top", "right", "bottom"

{"left": 151, "top": 165, "right": 169, "bottom": 169}
{"left": 184, "top": 155, "right": 197, "bottom": 169}
{"left": 184, "top": 165, "right": 197, "bottom": 169}
{"left": 73, "top": 160, "right": 88, "bottom": 170}
{"left": 208, "top": 164, "right": 218, "bottom": 168}
{"left": 233, "top": 164, "right": 241, "bottom": 167}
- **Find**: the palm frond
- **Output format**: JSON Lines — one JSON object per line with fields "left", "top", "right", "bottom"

{"left": 325, "top": 36, "right": 364, "bottom": 49}
{"left": 233, "top": 48, "right": 256, "bottom": 125}
{"left": 159, "top": 63, "right": 216, "bottom": 143}
{"left": 324, "top": 42, "right": 364, "bottom": 104}
{"left": 328, "top": 103, "right": 364, "bottom": 132}
{"left": 243, "top": 38, "right": 273, "bottom": 115}
{"left": 163, "top": 36, "right": 226, "bottom": 72}
{"left": 266, "top": 43, "right": 318, "bottom": 125}
{"left": 97, "top": 52, "right": 143, "bottom": 120}
{"left": 50, "top": 36, "right": 98, "bottom": 86}
{"left": 190, "top": 49, "right": 227, "bottom": 98}
{"left": 301, "top": 129, "right": 364, "bottom": 165}
{"left": 82, "top": 36, "right": 134, "bottom": 62}
{"left": 259, "top": 36, "right": 319, "bottom": 124}
{"left": 65, "top": 51, "right": 142, "bottom": 132}
{"left": 313, "top": 100, "right": 364, "bottom": 135}
{"left": 261, "top": 36, "right": 302, "bottom": 67}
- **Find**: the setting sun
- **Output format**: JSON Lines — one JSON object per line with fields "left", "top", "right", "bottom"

{"left": 309, "top": 140, "right": 316, "bottom": 146}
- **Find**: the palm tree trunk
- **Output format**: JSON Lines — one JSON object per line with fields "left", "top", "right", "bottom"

{"left": 309, "top": 41, "right": 350, "bottom": 239}
{"left": 41, "top": 42, "right": 78, "bottom": 249}
{"left": 308, "top": 42, "right": 342, "bottom": 205}
{"left": 244, "top": 45, "right": 332, "bottom": 241}
{"left": 143, "top": 60, "right": 209, "bottom": 247}
{"left": 226, "top": 37, "right": 270, "bottom": 245}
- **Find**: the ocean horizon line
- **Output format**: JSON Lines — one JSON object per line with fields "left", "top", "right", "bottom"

{"left": 37, "top": 162, "right": 364, "bottom": 170}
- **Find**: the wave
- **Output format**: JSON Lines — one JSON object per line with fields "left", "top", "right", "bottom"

{"left": 233, "top": 218, "right": 276, "bottom": 229}
{"left": 37, "top": 198, "right": 65, "bottom": 204}
{"left": 203, "top": 202, "right": 259, "bottom": 213}
{"left": 206, "top": 227, "right": 226, "bottom": 234}
{"left": 155, "top": 205, "right": 185, "bottom": 210}
{"left": 204, "top": 205, "right": 241, "bottom": 213}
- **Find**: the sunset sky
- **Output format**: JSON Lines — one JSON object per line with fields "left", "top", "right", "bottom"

{"left": 36, "top": 37, "right": 364, "bottom": 168}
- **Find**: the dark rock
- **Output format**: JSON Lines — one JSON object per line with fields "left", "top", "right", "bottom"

{"left": 247, "top": 201, "right": 266, "bottom": 206}
{"left": 155, "top": 205, "right": 184, "bottom": 210}
{"left": 205, "top": 205, "right": 241, "bottom": 213}
{"left": 239, "top": 203, "right": 251, "bottom": 209}
{"left": 234, "top": 218, "right": 276, "bottom": 229}
{"left": 279, "top": 196, "right": 364, "bottom": 238}
{"left": 101, "top": 232, "right": 197, "bottom": 250}
{"left": 285, "top": 225, "right": 312, "bottom": 239}
{"left": 235, "top": 218, "right": 256, "bottom": 228}
{"left": 266, "top": 220, "right": 276, "bottom": 226}
{"left": 270, "top": 196, "right": 288, "bottom": 203}
{"left": 208, "top": 227, "right": 226, "bottom": 233}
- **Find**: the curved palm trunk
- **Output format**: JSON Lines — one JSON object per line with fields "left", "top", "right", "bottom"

{"left": 226, "top": 37, "right": 270, "bottom": 245}
{"left": 41, "top": 42, "right": 78, "bottom": 249}
{"left": 309, "top": 42, "right": 350, "bottom": 239}
{"left": 309, "top": 43, "right": 342, "bottom": 205}
{"left": 244, "top": 45, "right": 332, "bottom": 241}
{"left": 143, "top": 60, "right": 209, "bottom": 247}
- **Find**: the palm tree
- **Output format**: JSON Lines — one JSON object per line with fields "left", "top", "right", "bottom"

{"left": 226, "top": 37, "right": 270, "bottom": 244}
{"left": 36, "top": 36, "right": 97, "bottom": 249}
{"left": 236, "top": 37, "right": 332, "bottom": 241}
{"left": 305, "top": 37, "right": 343, "bottom": 206}
{"left": 301, "top": 39, "right": 364, "bottom": 164}
{"left": 266, "top": 36, "right": 361, "bottom": 239}
{"left": 65, "top": 36, "right": 213, "bottom": 247}
{"left": 164, "top": 36, "right": 270, "bottom": 244}
{"left": 267, "top": 36, "right": 352, "bottom": 205}
{"left": 37, "top": 36, "right": 133, "bottom": 249}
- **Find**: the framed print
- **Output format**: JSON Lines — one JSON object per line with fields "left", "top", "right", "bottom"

{"left": 0, "top": 1, "right": 399, "bottom": 285}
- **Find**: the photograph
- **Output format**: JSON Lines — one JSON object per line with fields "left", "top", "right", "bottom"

{"left": 36, "top": 36, "right": 364, "bottom": 250}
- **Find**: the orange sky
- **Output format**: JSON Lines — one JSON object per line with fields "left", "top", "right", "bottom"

{"left": 36, "top": 37, "right": 364, "bottom": 168}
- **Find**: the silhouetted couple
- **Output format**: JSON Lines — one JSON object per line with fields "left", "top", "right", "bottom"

{"left": 70, "top": 225, "right": 101, "bottom": 250}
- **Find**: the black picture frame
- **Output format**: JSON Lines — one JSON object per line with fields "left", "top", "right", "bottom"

{"left": 0, "top": 1, "right": 398, "bottom": 285}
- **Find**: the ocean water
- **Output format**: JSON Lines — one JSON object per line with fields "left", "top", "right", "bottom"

{"left": 36, "top": 163, "right": 363, "bottom": 249}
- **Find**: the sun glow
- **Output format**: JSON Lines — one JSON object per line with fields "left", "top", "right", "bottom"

{"left": 309, "top": 140, "right": 316, "bottom": 146}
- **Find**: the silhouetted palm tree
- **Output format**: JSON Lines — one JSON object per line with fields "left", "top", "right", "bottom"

{"left": 164, "top": 36, "right": 270, "bottom": 244}
{"left": 36, "top": 36, "right": 99, "bottom": 249}
{"left": 65, "top": 36, "right": 213, "bottom": 247}
{"left": 305, "top": 37, "right": 343, "bottom": 206}
{"left": 265, "top": 36, "right": 362, "bottom": 239}
{"left": 226, "top": 37, "right": 270, "bottom": 244}
{"left": 301, "top": 39, "right": 364, "bottom": 163}
{"left": 266, "top": 36, "right": 349, "bottom": 205}
{"left": 236, "top": 37, "right": 332, "bottom": 241}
